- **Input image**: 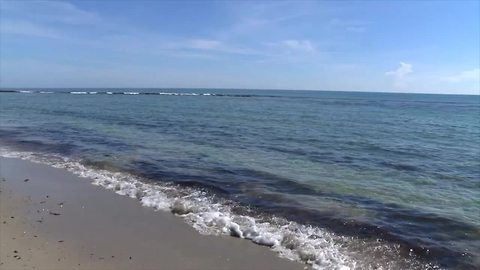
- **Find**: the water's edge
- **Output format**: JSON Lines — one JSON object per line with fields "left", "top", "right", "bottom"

{"left": 0, "top": 148, "right": 441, "bottom": 270}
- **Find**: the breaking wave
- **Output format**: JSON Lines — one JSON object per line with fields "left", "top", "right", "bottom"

{"left": 0, "top": 148, "right": 439, "bottom": 270}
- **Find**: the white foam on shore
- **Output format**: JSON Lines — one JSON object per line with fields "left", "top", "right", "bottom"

{"left": 0, "top": 149, "right": 431, "bottom": 270}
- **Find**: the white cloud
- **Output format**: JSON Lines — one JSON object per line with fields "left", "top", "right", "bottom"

{"left": 386, "top": 62, "right": 413, "bottom": 89}
{"left": 443, "top": 68, "right": 480, "bottom": 83}
{"left": 280, "top": 40, "right": 316, "bottom": 52}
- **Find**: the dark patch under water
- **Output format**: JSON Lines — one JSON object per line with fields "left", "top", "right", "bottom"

{"left": 125, "top": 158, "right": 478, "bottom": 269}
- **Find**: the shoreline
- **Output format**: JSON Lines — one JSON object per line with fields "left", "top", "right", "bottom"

{"left": 2, "top": 148, "right": 475, "bottom": 269}
{"left": 0, "top": 157, "right": 306, "bottom": 270}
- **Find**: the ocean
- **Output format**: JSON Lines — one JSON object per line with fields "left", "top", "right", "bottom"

{"left": 0, "top": 89, "right": 479, "bottom": 269}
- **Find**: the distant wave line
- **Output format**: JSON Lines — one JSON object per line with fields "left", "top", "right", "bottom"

{"left": 2, "top": 90, "right": 275, "bottom": 98}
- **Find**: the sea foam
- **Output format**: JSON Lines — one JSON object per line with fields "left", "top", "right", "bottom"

{"left": 0, "top": 149, "right": 433, "bottom": 270}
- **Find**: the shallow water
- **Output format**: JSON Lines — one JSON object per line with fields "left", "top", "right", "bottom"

{"left": 1, "top": 89, "right": 479, "bottom": 269}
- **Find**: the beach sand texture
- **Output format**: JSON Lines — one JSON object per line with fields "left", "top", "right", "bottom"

{"left": 0, "top": 157, "right": 306, "bottom": 270}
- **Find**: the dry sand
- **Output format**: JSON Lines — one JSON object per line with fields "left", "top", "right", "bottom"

{"left": 0, "top": 157, "right": 306, "bottom": 270}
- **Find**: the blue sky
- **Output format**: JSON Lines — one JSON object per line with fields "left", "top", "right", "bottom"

{"left": 0, "top": 0, "right": 479, "bottom": 94}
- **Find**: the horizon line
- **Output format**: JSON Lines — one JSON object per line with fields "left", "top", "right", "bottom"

{"left": 0, "top": 87, "right": 478, "bottom": 96}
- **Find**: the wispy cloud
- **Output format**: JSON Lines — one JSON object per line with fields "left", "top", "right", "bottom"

{"left": 166, "top": 39, "right": 259, "bottom": 56}
{"left": 326, "top": 19, "right": 369, "bottom": 33}
{"left": 265, "top": 40, "right": 317, "bottom": 55}
{"left": 0, "top": 19, "right": 62, "bottom": 38}
{"left": 88, "top": 35, "right": 258, "bottom": 59}
{"left": 182, "top": 39, "right": 263, "bottom": 56}
{"left": 280, "top": 40, "right": 316, "bottom": 53}
{"left": 0, "top": 1, "right": 99, "bottom": 39}
{"left": 188, "top": 39, "right": 223, "bottom": 50}
{"left": 1, "top": 1, "right": 99, "bottom": 25}
{"left": 232, "top": 14, "right": 306, "bottom": 35}
{"left": 386, "top": 62, "right": 413, "bottom": 89}
{"left": 443, "top": 68, "right": 480, "bottom": 82}
{"left": 229, "top": 2, "right": 312, "bottom": 35}
{"left": 0, "top": 1, "right": 314, "bottom": 61}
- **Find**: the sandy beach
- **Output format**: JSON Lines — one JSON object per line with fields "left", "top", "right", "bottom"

{"left": 0, "top": 157, "right": 306, "bottom": 270}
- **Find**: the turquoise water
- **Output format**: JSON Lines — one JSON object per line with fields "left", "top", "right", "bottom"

{"left": 1, "top": 89, "right": 479, "bottom": 268}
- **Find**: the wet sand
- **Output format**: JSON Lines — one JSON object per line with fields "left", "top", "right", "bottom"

{"left": 0, "top": 157, "right": 306, "bottom": 270}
